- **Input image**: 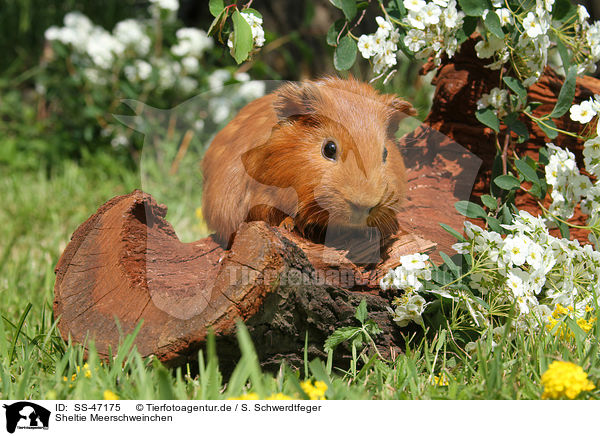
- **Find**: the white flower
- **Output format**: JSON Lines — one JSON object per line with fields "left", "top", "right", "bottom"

{"left": 400, "top": 253, "right": 430, "bottom": 271}
{"left": 238, "top": 81, "right": 266, "bottom": 100}
{"left": 149, "top": 0, "right": 179, "bottom": 12}
{"left": 406, "top": 10, "right": 426, "bottom": 30}
{"left": 358, "top": 34, "right": 376, "bottom": 58}
{"left": 488, "top": 87, "right": 508, "bottom": 109}
{"left": 452, "top": 242, "right": 469, "bottom": 254}
{"left": 570, "top": 100, "right": 596, "bottom": 124}
{"left": 496, "top": 8, "right": 513, "bottom": 26}
{"left": 375, "top": 16, "right": 392, "bottom": 38}
{"left": 83, "top": 68, "right": 107, "bottom": 85}
{"left": 111, "top": 134, "right": 128, "bottom": 148}
{"left": 181, "top": 56, "right": 199, "bottom": 74}
{"left": 475, "top": 35, "right": 505, "bottom": 59}
{"left": 523, "top": 12, "right": 548, "bottom": 38}
{"left": 503, "top": 235, "right": 529, "bottom": 266}
{"left": 172, "top": 28, "right": 213, "bottom": 57}
{"left": 526, "top": 242, "right": 544, "bottom": 270}
{"left": 64, "top": 12, "right": 93, "bottom": 34}
{"left": 179, "top": 76, "right": 197, "bottom": 94}
{"left": 404, "top": 0, "right": 426, "bottom": 12}
{"left": 86, "top": 29, "right": 124, "bottom": 69}
{"left": 578, "top": 5, "right": 590, "bottom": 23}
{"left": 113, "top": 19, "right": 150, "bottom": 56}
{"left": 388, "top": 293, "right": 427, "bottom": 327}
{"left": 506, "top": 268, "right": 529, "bottom": 296}
{"left": 210, "top": 97, "right": 231, "bottom": 123}
{"left": 208, "top": 69, "right": 231, "bottom": 90}
{"left": 444, "top": 5, "right": 463, "bottom": 29}
{"left": 422, "top": 4, "right": 442, "bottom": 25}
{"left": 124, "top": 59, "right": 152, "bottom": 82}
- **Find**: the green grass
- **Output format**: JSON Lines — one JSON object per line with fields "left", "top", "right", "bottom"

{"left": 1, "top": 157, "right": 599, "bottom": 400}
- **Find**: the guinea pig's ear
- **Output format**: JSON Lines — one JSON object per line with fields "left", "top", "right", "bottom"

{"left": 273, "top": 82, "right": 320, "bottom": 120}
{"left": 387, "top": 97, "right": 417, "bottom": 138}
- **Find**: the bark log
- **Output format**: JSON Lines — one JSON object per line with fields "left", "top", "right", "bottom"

{"left": 54, "top": 190, "right": 435, "bottom": 369}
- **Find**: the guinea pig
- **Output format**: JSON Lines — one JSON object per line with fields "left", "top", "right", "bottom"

{"left": 201, "top": 76, "right": 416, "bottom": 246}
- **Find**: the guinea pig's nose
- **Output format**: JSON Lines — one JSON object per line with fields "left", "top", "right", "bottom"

{"left": 348, "top": 200, "right": 376, "bottom": 218}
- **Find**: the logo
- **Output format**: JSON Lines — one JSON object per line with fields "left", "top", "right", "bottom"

{"left": 2, "top": 402, "right": 50, "bottom": 433}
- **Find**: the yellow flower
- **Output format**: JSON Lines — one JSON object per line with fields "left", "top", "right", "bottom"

{"left": 541, "top": 361, "right": 595, "bottom": 399}
{"left": 82, "top": 363, "right": 92, "bottom": 379}
{"left": 577, "top": 317, "right": 596, "bottom": 333}
{"left": 300, "top": 380, "right": 328, "bottom": 400}
{"left": 552, "top": 303, "right": 569, "bottom": 318}
{"left": 227, "top": 393, "right": 260, "bottom": 400}
{"left": 103, "top": 390, "right": 119, "bottom": 401}
{"left": 432, "top": 373, "right": 449, "bottom": 386}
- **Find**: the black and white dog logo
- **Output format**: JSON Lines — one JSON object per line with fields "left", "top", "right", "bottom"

{"left": 2, "top": 402, "right": 50, "bottom": 433}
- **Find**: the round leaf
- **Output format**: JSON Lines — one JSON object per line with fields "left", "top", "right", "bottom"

{"left": 231, "top": 10, "right": 253, "bottom": 64}
{"left": 494, "top": 174, "right": 521, "bottom": 190}
{"left": 455, "top": 201, "right": 487, "bottom": 219}
{"left": 334, "top": 35, "right": 357, "bottom": 71}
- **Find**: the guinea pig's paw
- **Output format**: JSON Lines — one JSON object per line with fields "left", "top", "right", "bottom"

{"left": 278, "top": 216, "right": 295, "bottom": 232}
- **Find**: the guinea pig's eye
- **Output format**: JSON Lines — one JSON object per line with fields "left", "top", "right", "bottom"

{"left": 382, "top": 147, "right": 388, "bottom": 163}
{"left": 322, "top": 141, "right": 338, "bottom": 161}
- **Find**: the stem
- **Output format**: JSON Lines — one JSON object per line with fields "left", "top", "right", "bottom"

{"left": 537, "top": 201, "right": 592, "bottom": 230}
{"left": 523, "top": 111, "right": 586, "bottom": 139}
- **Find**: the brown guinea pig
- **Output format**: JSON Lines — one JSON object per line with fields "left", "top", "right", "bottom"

{"left": 201, "top": 77, "right": 416, "bottom": 245}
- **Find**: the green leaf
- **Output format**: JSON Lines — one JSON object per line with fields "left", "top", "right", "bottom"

{"left": 324, "top": 326, "right": 361, "bottom": 352}
{"left": 494, "top": 174, "right": 521, "bottom": 190}
{"left": 535, "top": 118, "right": 559, "bottom": 139}
{"left": 503, "top": 112, "right": 528, "bottom": 142}
{"left": 503, "top": 77, "right": 527, "bottom": 104}
{"left": 500, "top": 204, "right": 512, "bottom": 224}
{"left": 432, "top": 269, "right": 454, "bottom": 285}
{"left": 334, "top": 35, "right": 357, "bottom": 71}
{"left": 231, "top": 10, "right": 254, "bottom": 64}
{"left": 458, "top": 0, "right": 491, "bottom": 16}
{"left": 457, "top": 16, "right": 478, "bottom": 43}
{"left": 440, "top": 252, "right": 460, "bottom": 278}
{"left": 455, "top": 200, "right": 487, "bottom": 219}
{"left": 355, "top": 299, "right": 368, "bottom": 324}
{"left": 515, "top": 159, "right": 539, "bottom": 183}
{"left": 552, "top": 0, "right": 577, "bottom": 21}
{"left": 555, "top": 38, "right": 571, "bottom": 71}
{"left": 484, "top": 10, "right": 504, "bottom": 38}
{"left": 475, "top": 107, "right": 500, "bottom": 132}
{"left": 326, "top": 19, "right": 346, "bottom": 46}
{"left": 485, "top": 216, "right": 504, "bottom": 233}
{"left": 439, "top": 222, "right": 465, "bottom": 242}
{"left": 340, "top": 0, "right": 357, "bottom": 20}
{"left": 481, "top": 194, "right": 497, "bottom": 210}
{"left": 393, "top": 0, "right": 407, "bottom": 16}
{"left": 539, "top": 147, "right": 550, "bottom": 166}
{"left": 490, "top": 153, "right": 504, "bottom": 197}
{"left": 556, "top": 218, "right": 570, "bottom": 238}
{"left": 209, "top": 0, "right": 224, "bottom": 17}
{"left": 208, "top": 8, "right": 227, "bottom": 38}
{"left": 550, "top": 66, "right": 577, "bottom": 118}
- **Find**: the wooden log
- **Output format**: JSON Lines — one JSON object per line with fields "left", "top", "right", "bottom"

{"left": 54, "top": 190, "right": 435, "bottom": 369}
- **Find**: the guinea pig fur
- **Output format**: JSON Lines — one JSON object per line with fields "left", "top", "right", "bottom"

{"left": 201, "top": 77, "right": 417, "bottom": 246}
